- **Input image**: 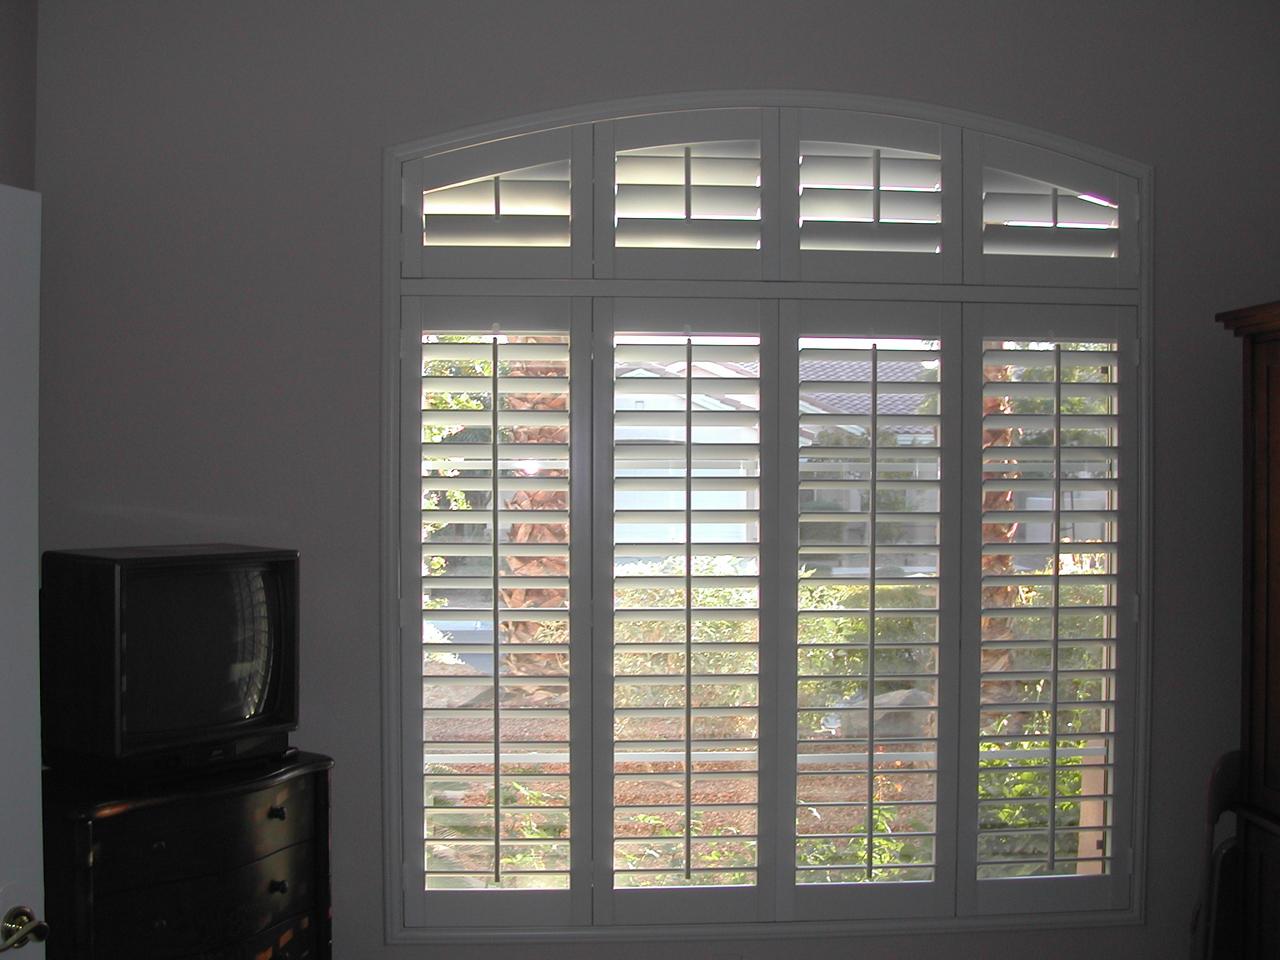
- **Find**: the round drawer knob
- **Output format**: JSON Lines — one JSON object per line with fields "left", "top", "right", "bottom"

{"left": 267, "top": 805, "right": 288, "bottom": 821}
{"left": 268, "top": 879, "right": 289, "bottom": 895}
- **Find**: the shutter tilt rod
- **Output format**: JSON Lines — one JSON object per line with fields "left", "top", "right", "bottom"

{"left": 491, "top": 336, "right": 502, "bottom": 884}
{"left": 684, "top": 335, "right": 694, "bottom": 879}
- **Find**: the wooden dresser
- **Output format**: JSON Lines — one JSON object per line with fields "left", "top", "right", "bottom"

{"left": 1218, "top": 301, "right": 1280, "bottom": 958}
{"left": 42, "top": 751, "right": 332, "bottom": 959}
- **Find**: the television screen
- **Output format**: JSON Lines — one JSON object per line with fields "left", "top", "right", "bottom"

{"left": 123, "top": 565, "right": 278, "bottom": 734}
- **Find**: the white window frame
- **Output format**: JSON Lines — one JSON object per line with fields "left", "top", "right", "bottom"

{"left": 382, "top": 91, "right": 1152, "bottom": 945}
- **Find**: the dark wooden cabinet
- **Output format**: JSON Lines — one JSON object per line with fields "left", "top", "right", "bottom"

{"left": 1219, "top": 301, "right": 1280, "bottom": 957}
{"left": 43, "top": 752, "right": 332, "bottom": 960}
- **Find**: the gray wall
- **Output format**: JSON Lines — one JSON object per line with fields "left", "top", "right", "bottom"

{"left": 34, "top": 2, "right": 1280, "bottom": 956}
{"left": 0, "top": 0, "right": 36, "bottom": 189}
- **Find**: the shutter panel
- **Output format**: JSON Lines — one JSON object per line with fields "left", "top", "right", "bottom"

{"left": 405, "top": 297, "right": 589, "bottom": 928}
{"left": 959, "top": 305, "right": 1136, "bottom": 916}
{"left": 594, "top": 110, "right": 778, "bottom": 280}
{"left": 615, "top": 141, "right": 762, "bottom": 249}
{"left": 403, "top": 127, "right": 591, "bottom": 279}
{"left": 981, "top": 168, "right": 1119, "bottom": 258}
{"left": 780, "top": 109, "right": 961, "bottom": 283}
{"left": 794, "top": 336, "right": 943, "bottom": 886}
{"left": 975, "top": 340, "right": 1119, "bottom": 880}
{"left": 963, "top": 133, "right": 1138, "bottom": 288}
{"left": 784, "top": 301, "right": 960, "bottom": 921}
{"left": 423, "top": 159, "right": 570, "bottom": 247}
{"left": 595, "top": 299, "right": 775, "bottom": 925}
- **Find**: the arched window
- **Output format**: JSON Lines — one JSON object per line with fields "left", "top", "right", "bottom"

{"left": 383, "top": 93, "right": 1148, "bottom": 940}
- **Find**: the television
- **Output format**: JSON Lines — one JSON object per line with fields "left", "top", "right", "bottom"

{"left": 39, "top": 544, "right": 299, "bottom": 773}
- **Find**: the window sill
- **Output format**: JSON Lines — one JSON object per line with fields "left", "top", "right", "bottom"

{"left": 388, "top": 905, "right": 1143, "bottom": 945}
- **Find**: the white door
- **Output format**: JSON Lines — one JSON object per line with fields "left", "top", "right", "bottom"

{"left": 0, "top": 183, "right": 45, "bottom": 950}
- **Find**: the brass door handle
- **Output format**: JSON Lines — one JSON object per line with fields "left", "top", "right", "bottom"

{"left": 0, "top": 906, "right": 48, "bottom": 952}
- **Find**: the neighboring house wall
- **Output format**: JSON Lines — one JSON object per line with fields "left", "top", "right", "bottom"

{"left": 33, "top": 2, "right": 1280, "bottom": 957}
{"left": 0, "top": 0, "right": 36, "bottom": 189}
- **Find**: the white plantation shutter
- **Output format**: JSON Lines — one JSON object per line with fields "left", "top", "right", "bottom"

{"left": 781, "top": 301, "right": 960, "bottom": 921}
{"left": 423, "top": 159, "right": 571, "bottom": 247}
{"left": 419, "top": 332, "right": 572, "bottom": 891}
{"left": 780, "top": 109, "right": 962, "bottom": 283}
{"left": 963, "top": 133, "right": 1138, "bottom": 288}
{"left": 981, "top": 168, "right": 1119, "bottom": 258}
{"left": 799, "top": 145, "right": 941, "bottom": 250}
{"left": 403, "top": 127, "right": 592, "bottom": 279}
{"left": 403, "top": 297, "right": 592, "bottom": 928}
{"left": 592, "top": 298, "right": 776, "bottom": 924}
{"left": 594, "top": 110, "right": 779, "bottom": 280}
{"left": 795, "top": 340, "right": 944, "bottom": 883}
{"left": 974, "top": 342, "right": 1119, "bottom": 879}
{"left": 390, "top": 100, "right": 1149, "bottom": 939}
{"left": 614, "top": 141, "right": 762, "bottom": 249}
{"left": 958, "top": 304, "right": 1136, "bottom": 916}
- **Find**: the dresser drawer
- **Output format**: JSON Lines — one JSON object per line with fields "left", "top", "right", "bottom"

{"left": 91, "top": 772, "right": 316, "bottom": 892}
{"left": 93, "top": 841, "right": 316, "bottom": 958}
{"left": 174, "top": 912, "right": 321, "bottom": 960}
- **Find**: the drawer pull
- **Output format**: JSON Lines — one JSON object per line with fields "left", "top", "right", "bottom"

{"left": 268, "top": 879, "right": 289, "bottom": 895}
{"left": 267, "top": 805, "right": 288, "bottom": 821}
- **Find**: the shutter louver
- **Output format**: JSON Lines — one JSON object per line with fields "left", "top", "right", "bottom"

{"left": 795, "top": 337, "right": 943, "bottom": 885}
{"left": 424, "top": 160, "right": 571, "bottom": 248}
{"left": 420, "top": 331, "right": 573, "bottom": 891}
{"left": 615, "top": 141, "right": 762, "bottom": 251}
{"left": 982, "top": 169, "right": 1119, "bottom": 260}
{"left": 799, "top": 142, "right": 942, "bottom": 254}
{"left": 611, "top": 334, "right": 762, "bottom": 889}
{"left": 976, "top": 340, "right": 1118, "bottom": 880}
